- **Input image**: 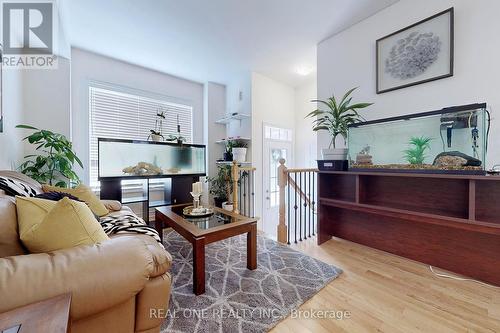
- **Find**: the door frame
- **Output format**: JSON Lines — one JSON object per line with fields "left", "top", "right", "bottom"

{"left": 262, "top": 122, "right": 293, "bottom": 237}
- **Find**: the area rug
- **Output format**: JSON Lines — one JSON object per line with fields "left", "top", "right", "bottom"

{"left": 160, "top": 231, "right": 342, "bottom": 333}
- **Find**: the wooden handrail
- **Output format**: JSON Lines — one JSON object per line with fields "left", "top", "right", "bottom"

{"left": 239, "top": 167, "right": 257, "bottom": 172}
{"left": 286, "top": 168, "right": 318, "bottom": 173}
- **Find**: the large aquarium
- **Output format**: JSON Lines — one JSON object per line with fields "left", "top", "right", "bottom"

{"left": 98, "top": 139, "right": 206, "bottom": 179}
{"left": 348, "top": 103, "right": 489, "bottom": 174}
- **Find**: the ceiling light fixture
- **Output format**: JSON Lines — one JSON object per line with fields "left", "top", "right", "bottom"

{"left": 295, "top": 66, "right": 314, "bottom": 76}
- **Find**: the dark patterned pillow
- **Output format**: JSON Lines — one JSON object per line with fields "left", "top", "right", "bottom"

{"left": 35, "top": 191, "right": 82, "bottom": 202}
{"left": 34, "top": 192, "right": 99, "bottom": 221}
{"left": 0, "top": 176, "right": 39, "bottom": 197}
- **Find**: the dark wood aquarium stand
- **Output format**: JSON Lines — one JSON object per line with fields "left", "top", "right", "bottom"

{"left": 100, "top": 175, "right": 202, "bottom": 223}
{"left": 318, "top": 171, "right": 500, "bottom": 286}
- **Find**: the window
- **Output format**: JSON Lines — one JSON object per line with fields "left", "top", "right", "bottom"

{"left": 264, "top": 125, "right": 292, "bottom": 142}
{"left": 89, "top": 84, "right": 193, "bottom": 186}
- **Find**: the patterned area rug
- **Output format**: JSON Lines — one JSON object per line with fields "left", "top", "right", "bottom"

{"left": 161, "top": 231, "right": 342, "bottom": 333}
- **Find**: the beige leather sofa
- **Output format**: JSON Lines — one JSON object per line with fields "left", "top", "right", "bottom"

{"left": 0, "top": 172, "right": 172, "bottom": 333}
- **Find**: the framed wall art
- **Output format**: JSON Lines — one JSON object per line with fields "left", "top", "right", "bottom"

{"left": 376, "top": 8, "right": 454, "bottom": 94}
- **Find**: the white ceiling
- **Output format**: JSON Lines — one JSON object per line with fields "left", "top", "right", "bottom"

{"left": 64, "top": 0, "right": 398, "bottom": 87}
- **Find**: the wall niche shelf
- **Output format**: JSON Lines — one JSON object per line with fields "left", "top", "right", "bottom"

{"left": 215, "top": 113, "right": 251, "bottom": 124}
{"left": 317, "top": 170, "right": 500, "bottom": 286}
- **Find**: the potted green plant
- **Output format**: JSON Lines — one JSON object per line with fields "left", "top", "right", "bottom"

{"left": 231, "top": 140, "right": 248, "bottom": 162}
{"left": 306, "top": 87, "right": 372, "bottom": 167}
{"left": 206, "top": 166, "right": 250, "bottom": 210}
{"left": 206, "top": 165, "right": 231, "bottom": 208}
{"left": 223, "top": 140, "right": 233, "bottom": 161}
{"left": 16, "top": 125, "right": 83, "bottom": 187}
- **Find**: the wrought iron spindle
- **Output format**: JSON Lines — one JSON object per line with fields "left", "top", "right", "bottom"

{"left": 241, "top": 172, "right": 247, "bottom": 216}
{"left": 300, "top": 172, "right": 307, "bottom": 240}
{"left": 299, "top": 172, "right": 303, "bottom": 242}
{"left": 294, "top": 172, "right": 298, "bottom": 244}
{"left": 312, "top": 172, "right": 316, "bottom": 235}
{"left": 251, "top": 171, "right": 255, "bottom": 218}
{"left": 307, "top": 171, "right": 312, "bottom": 238}
{"left": 240, "top": 170, "right": 245, "bottom": 215}
{"left": 287, "top": 173, "right": 291, "bottom": 245}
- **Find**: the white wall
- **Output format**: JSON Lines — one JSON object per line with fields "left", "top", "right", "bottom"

{"left": 22, "top": 57, "right": 72, "bottom": 137}
{"left": 71, "top": 48, "right": 205, "bottom": 184}
{"left": 251, "top": 72, "right": 295, "bottom": 228}
{"left": 318, "top": 0, "right": 500, "bottom": 168}
{"left": 226, "top": 72, "right": 252, "bottom": 139}
{"left": 0, "top": 70, "right": 24, "bottom": 170}
{"left": 294, "top": 78, "right": 317, "bottom": 168}
{"left": 205, "top": 82, "right": 226, "bottom": 178}
{"left": 0, "top": 1, "right": 71, "bottom": 171}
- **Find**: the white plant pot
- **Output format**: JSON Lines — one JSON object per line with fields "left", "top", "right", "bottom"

{"left": 151, "top": 134, "right": 163, "bottom": 142}
{"left": 232, "top": 148, "right": 247, "bottom": 162}
{"left": 321, "top": 148, "right": 348, "bottom": 160}
{"left": 222, "top": 201, "right": 234, "bottom": 212}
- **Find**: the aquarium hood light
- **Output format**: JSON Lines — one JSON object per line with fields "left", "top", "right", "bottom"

{"left": 349, "top": 103, "right": 487, "bottom": 127}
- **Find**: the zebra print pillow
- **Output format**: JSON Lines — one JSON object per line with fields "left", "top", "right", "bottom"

{"left": 0, "top": 176, "right": 39, "bottom": 197}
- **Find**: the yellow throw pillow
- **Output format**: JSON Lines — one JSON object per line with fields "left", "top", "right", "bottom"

{"left": 15, "top": 196, "right": 57, "bottom": 236}
{"left": 18, "top": 197, "right": 109, "bottom": 253}
{"left": 42, "top": 184, "right": 109, "bottom": 217}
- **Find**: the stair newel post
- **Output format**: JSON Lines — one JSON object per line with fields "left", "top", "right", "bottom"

{"left": 232, "top": 161, "right": 240, "bottom": 214}
{"left": 277, "top": 158, "right": 288, "bottom": 243}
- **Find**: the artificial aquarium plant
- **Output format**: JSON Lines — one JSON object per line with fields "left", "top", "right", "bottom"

{"left": 403, "top": 136, "right": 433, "bottom": 165}
{"left": 306, "top": 87, "right": 372, "bottom": 160}
{"left": 16, "top": 125, "right": 83, "bottom": 187}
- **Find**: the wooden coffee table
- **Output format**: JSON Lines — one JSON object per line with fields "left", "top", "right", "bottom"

{"left": 155, "top": 204, "right": 258, "bottom": 295}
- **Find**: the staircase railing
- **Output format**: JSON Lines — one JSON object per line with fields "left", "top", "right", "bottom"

{"left": 277, "top": 158, "right": 318, "bottom": 244}
{"left": 231, "top": 161, "right": 256, "bottom": 217}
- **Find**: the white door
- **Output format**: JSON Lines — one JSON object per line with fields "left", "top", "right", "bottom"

{"left": 263, "top": 139, "right": 292, "bottom": 238}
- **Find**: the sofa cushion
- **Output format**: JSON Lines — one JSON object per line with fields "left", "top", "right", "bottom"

{"left": 0, "top": 196, "right": 26, "bottom": 257}
{"left": 42, "top": 184, "right": 109, "bottom": 217}
{"left": 17, "top": 197, "right": 109, "bottom": 253}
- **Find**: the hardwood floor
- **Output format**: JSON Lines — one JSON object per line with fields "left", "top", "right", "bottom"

{"left": 270, "top": 236, "right": 500, "bottom": 333}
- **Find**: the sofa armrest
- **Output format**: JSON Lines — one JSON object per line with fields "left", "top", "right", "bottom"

{"left": 100, "top": 199, "right": 122, "bottom": 212}
{"left": 0, "top": 236, "right": 162, "bottom": 320}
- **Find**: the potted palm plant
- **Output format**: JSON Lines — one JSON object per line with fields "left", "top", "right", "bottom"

{"left": 306, "top": 87, "right": 372, "bottom": 169}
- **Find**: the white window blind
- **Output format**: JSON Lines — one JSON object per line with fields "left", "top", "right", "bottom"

{"left": 89, "top": 85, "right": 193, "bottom": 186}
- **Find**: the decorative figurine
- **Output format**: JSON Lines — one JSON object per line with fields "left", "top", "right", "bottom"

{"left": 356, "top": 145, "right": 373, "bottom": 165}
